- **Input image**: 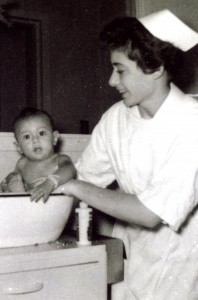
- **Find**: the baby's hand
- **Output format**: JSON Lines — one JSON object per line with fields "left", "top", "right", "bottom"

{"left": 30, "top": 178, "right": 55, "bottom": 203}
{"left": 1, "top": 172, "right": 25, "bottom": 193}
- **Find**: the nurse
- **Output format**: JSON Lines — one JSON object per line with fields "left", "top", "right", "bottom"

{"left": 62, "top": 10, "right": 198, "bottom": 300}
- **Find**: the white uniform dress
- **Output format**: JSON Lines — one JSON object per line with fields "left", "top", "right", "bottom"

{"left": 76, "top": 84, "right": 198, "bottom": 300}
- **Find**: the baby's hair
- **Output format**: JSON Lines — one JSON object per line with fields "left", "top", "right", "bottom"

{"left": 100, "top": 17, "right": 184, "bottom": 80}
{"left": 13, "top": 107, "right": 55, "bottom": 137}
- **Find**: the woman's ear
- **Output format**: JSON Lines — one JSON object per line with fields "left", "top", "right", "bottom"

{"left": 14, "top": 141, "right": 23, "bottom": 154}
{"left": 153, "top": 65, "right": 165, "bottom": 79}
{"left": 53, "top": 130, "right": 59, "bottom": 146}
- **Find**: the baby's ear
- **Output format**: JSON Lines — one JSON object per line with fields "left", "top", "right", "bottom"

{"left": 14, "top": 141, "right": 23, "bottom": 154}
{"left": 53, "top": 130, "right": 59, "bottom": 146}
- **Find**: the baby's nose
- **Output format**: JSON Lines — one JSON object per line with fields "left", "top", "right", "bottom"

{"left": 32, "top": 135, "right": 39, "bottom": 143}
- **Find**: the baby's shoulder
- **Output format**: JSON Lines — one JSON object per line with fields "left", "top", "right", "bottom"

{"left": 15, "top": 156, "right": 28, "bottom": 171}
{"left": 55, "top": 154, "right": 72, "bottom": 164}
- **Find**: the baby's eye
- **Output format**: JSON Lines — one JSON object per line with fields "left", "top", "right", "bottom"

{"left": 24, "top": 134, "right": 30, "bottom": 140}
{"left": 39, "top": 131, "right": 46, "bottom": 136}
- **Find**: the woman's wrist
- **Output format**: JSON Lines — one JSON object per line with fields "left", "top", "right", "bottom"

{"left": 59, "top": 179, "right": 77, "bottom": 196}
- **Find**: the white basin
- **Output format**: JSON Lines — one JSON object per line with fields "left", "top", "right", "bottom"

{"left": 0, "top": 193, "right": 73, "bottom": 248}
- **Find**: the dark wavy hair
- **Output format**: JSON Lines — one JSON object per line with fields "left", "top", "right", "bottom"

{"left": 13, "top": 107, "right": 55, "bottom": 138}
{"left": 100, "top": 17, "right": 184, "bottom": 79}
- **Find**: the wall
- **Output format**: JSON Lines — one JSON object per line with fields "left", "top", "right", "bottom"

{"left": 0, "top": 0, "right": 128, "bottom": 134}
{"left": 2, "top": 0, "right": 197, "bottom": 133}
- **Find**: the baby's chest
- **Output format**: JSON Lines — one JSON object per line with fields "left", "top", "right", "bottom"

{"left": 21, "top": 161, "right": 58, "bottom": 183}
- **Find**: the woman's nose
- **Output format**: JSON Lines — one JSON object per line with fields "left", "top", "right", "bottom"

{"left": 108, "top": 71, "right": 119, "bottom": 87}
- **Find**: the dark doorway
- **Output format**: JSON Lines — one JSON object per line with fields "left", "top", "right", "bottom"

{"left": 0, "top": 18, "right": 42, "bottom": 131}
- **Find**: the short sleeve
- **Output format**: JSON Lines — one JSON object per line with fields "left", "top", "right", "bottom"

{"left": 75, "top": 116, "right": 115, "bottom": 187}
{"left": 138, "top": 132, "right": 198, "bottom": 231}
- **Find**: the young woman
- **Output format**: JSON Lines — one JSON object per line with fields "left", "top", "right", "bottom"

{"left": 61, "top": 12, "right": 198, "bottom": 299}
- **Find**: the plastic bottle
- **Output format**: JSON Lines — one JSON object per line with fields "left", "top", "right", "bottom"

{"left": 75, "top": 202, "right": 92, "bottom": 246}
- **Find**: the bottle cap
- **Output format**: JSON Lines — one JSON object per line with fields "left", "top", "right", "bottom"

{"left": 79, "top": 201, "right": 88, "bottom": 208}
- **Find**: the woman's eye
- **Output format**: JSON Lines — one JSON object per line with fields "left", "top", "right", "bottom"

{"left": 117, "top": 70, "right": 124, "bottom": 74}
{"left": 24, "top": 135, "right": 30, "bottom": 140}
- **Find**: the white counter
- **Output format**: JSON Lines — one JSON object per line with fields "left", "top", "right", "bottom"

{"left": 0, "top": 235, "right": 123, "bottom": 300}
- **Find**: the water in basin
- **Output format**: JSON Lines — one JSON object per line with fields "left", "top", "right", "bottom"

{"left": 0, "top": 193, "right": 73, "bottom": 248}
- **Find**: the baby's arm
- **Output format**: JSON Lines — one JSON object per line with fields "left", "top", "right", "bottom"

{"left": 31, "top": 155, "right": 76, "bottom": 202}
{"left": 52, "top": 154, "right": 76, "bottom": 186}
{"left": 0, "top": 159, "right": 26, "bottom": 193}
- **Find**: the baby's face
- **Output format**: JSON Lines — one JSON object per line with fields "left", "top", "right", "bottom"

{"left": 15, "top": 116, "right": 58, "bottom": 162}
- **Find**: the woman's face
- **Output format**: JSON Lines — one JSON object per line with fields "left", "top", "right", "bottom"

{"left": 109, "top": 50, "right": 156, "bottom": 109}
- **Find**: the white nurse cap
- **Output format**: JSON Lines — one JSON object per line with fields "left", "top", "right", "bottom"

{"left": 139, "top": 9, "right": 198, "bottom": 51}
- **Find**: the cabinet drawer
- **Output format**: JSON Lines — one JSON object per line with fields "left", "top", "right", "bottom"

{"left": 0, "top": 263, "right": 106, "bottom": 300}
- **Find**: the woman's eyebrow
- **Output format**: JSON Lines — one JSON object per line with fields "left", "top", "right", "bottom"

{"left": 112, "top": 62, "right": 124, "bottom": 67}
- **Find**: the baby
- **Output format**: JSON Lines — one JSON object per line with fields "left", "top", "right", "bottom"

{"left": 0, "top": 107, "right": 76, "bottom": 202}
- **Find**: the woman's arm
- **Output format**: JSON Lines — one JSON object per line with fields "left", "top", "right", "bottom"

{"left": 61, "top": 179, "right": 161, "bottom": 228}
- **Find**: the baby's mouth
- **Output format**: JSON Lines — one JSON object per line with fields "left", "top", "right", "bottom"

{"left": 34, "top": 147, "right": 42, "bottom": 153}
